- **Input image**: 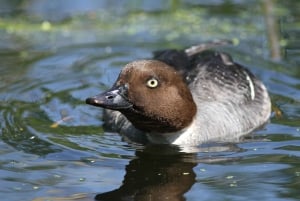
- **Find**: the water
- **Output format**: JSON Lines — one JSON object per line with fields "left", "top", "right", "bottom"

{"left": 0, "top": 1, "right": 300, "bottom": 200}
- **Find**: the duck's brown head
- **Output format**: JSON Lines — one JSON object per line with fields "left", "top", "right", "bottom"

{"left": 86, "top": 60, "right": 196, "bottom": 133}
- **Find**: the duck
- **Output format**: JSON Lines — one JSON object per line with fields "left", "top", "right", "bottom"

{"left": 86, "top": 40, "right": 271, "bottom": 146}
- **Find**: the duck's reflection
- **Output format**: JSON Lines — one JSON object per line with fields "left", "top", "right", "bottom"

{"left": 95, "top": 145, "right": 197, "bottom": 201}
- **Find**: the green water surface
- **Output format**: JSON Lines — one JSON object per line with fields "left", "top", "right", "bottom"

{"left": 0, "top": 1, "right": 300, "bottom": 201}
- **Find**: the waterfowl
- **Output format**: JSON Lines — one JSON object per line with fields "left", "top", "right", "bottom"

{"left": 86, "top": 41, "right": 271, "bottom": 145}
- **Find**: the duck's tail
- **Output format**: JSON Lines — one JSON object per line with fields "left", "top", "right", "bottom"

{"left": 185, "top": 39, "right": 233, "bottom": 57}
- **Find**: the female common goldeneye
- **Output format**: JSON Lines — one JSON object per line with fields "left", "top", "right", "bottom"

{"left": 86, "top": 41, "right": 271, "bottom": 145}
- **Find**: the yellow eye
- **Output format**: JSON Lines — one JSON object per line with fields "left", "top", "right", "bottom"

{"left": 146, "top": 78, "right": 159, "bottom": 88}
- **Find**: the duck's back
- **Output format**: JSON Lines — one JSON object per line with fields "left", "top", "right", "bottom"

{"left": 155, "top": 49, "right": 271, "bottom": 144}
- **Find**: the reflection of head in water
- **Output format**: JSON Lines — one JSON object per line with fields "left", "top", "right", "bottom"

{"left": 95, "top": 145, "right": 197, "bottom": 201}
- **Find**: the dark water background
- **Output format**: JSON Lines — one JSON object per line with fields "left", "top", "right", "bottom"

{"left": 0, "top": 0, "right": 300, "bottom": 200}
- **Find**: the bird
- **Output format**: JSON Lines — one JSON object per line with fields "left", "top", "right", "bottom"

{"left": 86, "top": 40, "right": 271, "bottom": 146}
